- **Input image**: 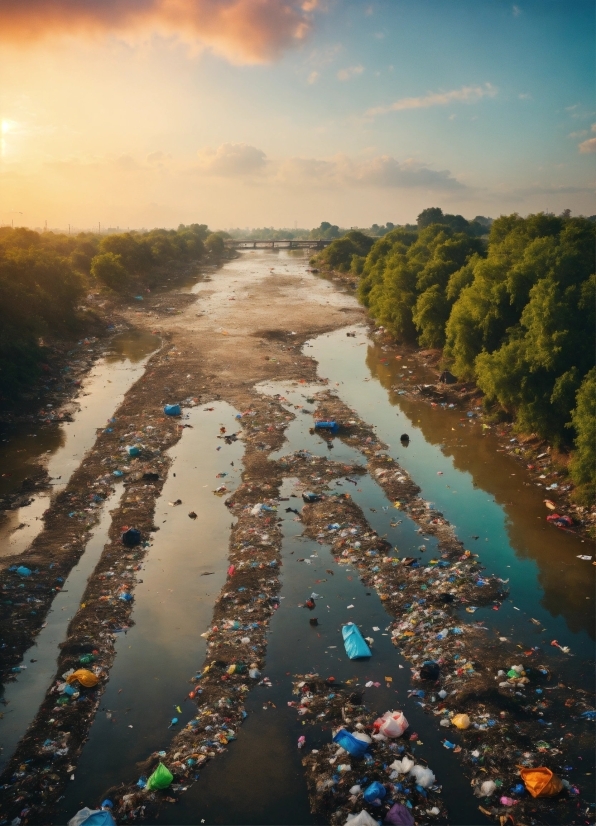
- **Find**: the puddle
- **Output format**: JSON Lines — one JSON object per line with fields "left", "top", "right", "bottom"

{"left": 155, "top": 478, "right": 479, "bottom": 826}
{"left": 0, "top": 486, "right": 124, "bottom": 772}
{"left": 58, "top": 402, "right": 244, "bottom": 816}
{"left": 0, "top": 331, "right": 160, "bottom": 557}
{"left": 308, "top": 327, "right": 594, "bottom": 681}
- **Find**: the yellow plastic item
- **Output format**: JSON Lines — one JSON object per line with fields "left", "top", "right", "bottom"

{"left": 520, "top": 767, "right": 563, "bottom": 798}
{"left": 66, "top": 669, "right": 99, "bottom": 688}
{"left": 452, "top": 713, "right": 471, "bottom": 730}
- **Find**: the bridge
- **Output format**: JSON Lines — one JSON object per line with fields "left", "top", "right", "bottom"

{"left": 224, "top": 238, "right": 334, "bottom": 250}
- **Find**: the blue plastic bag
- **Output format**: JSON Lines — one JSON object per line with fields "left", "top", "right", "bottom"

{"left": 363, "top": 781, "right": 386, "bottom": 804}
{"left": 342, "top": 623, "right": 372, "bottom": 660}
{"left": 164, "top": 404, "right": 181, "bottom": 416}
{"left": 16, "top": 566, "right": 32, "bottom": 577}
{"left": 332, "top": 728, "right": 370, "bottom": 758}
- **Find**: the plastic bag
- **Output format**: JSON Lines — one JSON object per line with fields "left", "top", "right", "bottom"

{"left": 363, "top": 780, "right": 386, "bottom": 804}
{"left": 345, "top": 811, "right": 378, "bottom": 826}
{"left": 163, "top": 404, "right": 181, "bottom": 416}
{"left": 409, "top": 764, "right": 435, "bottom": 788}
{"left": 419, "top": 661, "right": 440, "bottom": 681}
{"left": 147, "top": 762, "right": 174, "bottom": 790}
{"left": 122, "top": 528, "right": 141, "bottom": 547}
{"left": 520, "top": 767, "right": 563, "bottom": 798}
{"left": 389, "top": 756, "right": 414, "bottom": 774}
{"left": 479, "top": 780, "right": 496, "bottom": 797}
{"left": 384, "top": 803, "right": 415, "bottom": 826}
{"left": 333, "top": 729, "right": 370, "bottom": 758}
{"left": 378, "top": 711, "right": 408, "bottom": 738}
{"left": 451, "top": 713, "right": 470, "bottom": 730}
{"left": 66, "top": 669, "right": 99, "bottom": 688}
{"left": 67, "top": 810, "right": 116, "bottom": 826}
{"left": 342, "top": 623, "right": 372, "bottom": 660}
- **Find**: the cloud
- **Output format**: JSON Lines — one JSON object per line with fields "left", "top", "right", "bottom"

{"left": 337, "top": 64, "right": 364, "bottom": 81}
{"left": 578, "top": 124, "right": 596, "bottom": 153}
{"left": 0, "top": 0, "right": 319, "bottom": 64}
{"left": 512, "top": 5, "right": 522, "bottom": 16}
{"left": 579, "top": 137, "right": 596, "bottom": 154}
{"left": 275, "top": 153, "right": 464, "bottom": 191}
{"left": 147, "top": 150, "right": 172, "bottom": 163}
{"left": 196, "top": 143, "right": 268, "bottom": 175}
{"left": 366, "top": 83, "right": 497, "bottom": 117}
{"left": 307, "top": 70, "right": 319, "bottom": 84}
{"left": 518, "top": 93, "right": 531, "bottom": 100}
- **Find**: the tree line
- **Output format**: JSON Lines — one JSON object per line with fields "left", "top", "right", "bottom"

{"left": 0, "top": 224, "right": 222, "bottom": 402}
{"left": 316, "top": 209, "right": 595, "bottom": 502}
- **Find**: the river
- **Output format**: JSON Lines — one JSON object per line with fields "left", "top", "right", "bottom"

{"left": 2, "top": 250, "right": 593, "bottom": 825}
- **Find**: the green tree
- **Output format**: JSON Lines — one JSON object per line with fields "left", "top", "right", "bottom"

{"left": 91, "top": 252, "right": 129, "bottom": 291}
{"left": 204, "top": 232, "right": 225, "bottom": 257}
{"left": 568, "top": 368, "right": 596, "bottom": 502}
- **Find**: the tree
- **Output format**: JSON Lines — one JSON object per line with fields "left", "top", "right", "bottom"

{"left": 91, "top": 252, "right": 129, "bottom": 291}
{"left": 417, "top": 207, "right": 444, "bottom": 229}
{"left": 568, "top": 368, "right": 596, "bottom": 503}
{"left": 204, "top": 233, "right": 225, "bottom": 257}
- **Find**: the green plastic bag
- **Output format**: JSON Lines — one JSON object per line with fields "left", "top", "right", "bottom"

{"left": 147, "top": 762, "right": 173, "bottom": 790}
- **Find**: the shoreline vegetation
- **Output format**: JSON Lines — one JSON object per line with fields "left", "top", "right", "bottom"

{"left": 311, "top": 209, "right": 596, "bottom": 511}
{"left": 0, "top": 223, "right": 231, "bottom": 413}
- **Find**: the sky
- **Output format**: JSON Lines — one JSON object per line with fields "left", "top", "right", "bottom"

{"left": 0, "top": 0, "right": 594, "bottom": 231}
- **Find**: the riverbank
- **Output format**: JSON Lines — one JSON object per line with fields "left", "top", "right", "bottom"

{"left": 314, "top": 268, "right": 596, "bottom": 540}
{"left": 0, "top": 252, "right": 592, "bottom": 826}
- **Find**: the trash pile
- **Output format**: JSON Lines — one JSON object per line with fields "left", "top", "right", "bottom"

{"left": 293, "top": 678, "right": 448, "bottom": 825}
{"left": 296, "top": 392, "right": 596, "bottom": 824}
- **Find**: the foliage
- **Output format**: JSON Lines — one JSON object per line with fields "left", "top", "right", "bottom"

{"left": 315, "top": 230, "right": 376, "bottom": 273}
{"left": 0, "top": 222, "right": 211, "bottom": 403}
{"left": 568, "top": 368, "right": 596, "bottom": 503}
{"left": 354, "top": 210, "right": 595, "bottom": 490}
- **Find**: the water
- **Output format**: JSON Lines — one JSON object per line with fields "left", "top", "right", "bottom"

{"left": 0, "top": 487, "right": 125, "bottom": 771}
{"left": 0, "top": 331, "right": 160, "bottom": 557}
{"left": 156, "top": 477, "right": 479, "bottom": 826}
{"left": 309, "top": 327, "right": 594, "bottom": 678}
{"left": 59, "top": 402, "right": 244, "bottom": 817}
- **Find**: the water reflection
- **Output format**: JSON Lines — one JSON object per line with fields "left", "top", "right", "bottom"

{"left": 0, "top": 330, "right": 160, "bottom": 557}
{"left": 363, "top": 342, "right": 595, "bottom": 641}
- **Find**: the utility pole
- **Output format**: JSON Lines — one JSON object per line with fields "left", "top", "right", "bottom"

{"left": 98, "top": 221, "right": 101, "bottom": 234}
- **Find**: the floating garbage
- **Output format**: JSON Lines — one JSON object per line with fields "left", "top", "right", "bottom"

{"left": 314, "top": 420, "right": 340, "bottom": 434}
{"left": 67, "top": 808, "right": 116, "bottom": 826}
{"left": 342, "top": 622, "right": 372, "bottom": 659}
{"left": 163, "top": 404, "right": 181, "bottom": 416}
{"left": 146, "top": 762, "right": 174, "bottom": 790}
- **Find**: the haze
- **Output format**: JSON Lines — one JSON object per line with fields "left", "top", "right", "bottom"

{"left": 0, "top": 0, "right": 593, "bottom": 230}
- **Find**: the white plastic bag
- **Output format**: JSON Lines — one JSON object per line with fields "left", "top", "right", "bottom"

{"left": 345, "top": 811, "right": 379, "bottom": 826}
{"left": 379, "top": 711, "right": 408, "bottom": 738}
{"left": 410, "top": 764, "right": 436, "bottom": 788}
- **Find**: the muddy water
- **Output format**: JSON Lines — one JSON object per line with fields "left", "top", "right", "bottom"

{"left": 0, "top": 331, "right": 160, "bottom": 557}
{"left": 309, "top": 327, "right": 595, "bottom": 679}
{"left": 0, "top": 487, "right": 125, "bottom": 772}
{"left": 59, "top": 402, "right": 244, "bottom": 818}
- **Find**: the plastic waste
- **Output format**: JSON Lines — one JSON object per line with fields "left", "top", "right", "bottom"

{"left": 363, "top": 780, "right": 386, "bottom": 804}
{"left": 376, "top": 710, "right": 408, "bottom": 738}
{"left": 479, "top": 780, "right": 497, "bottom": 796}
{"left": 122, "top": 528, "right": 141, "bottom": 547}
{"left": 163, "top": 404, "right": 181, "bottom": 416}
{"left": 314, "top": 420, "right": 339, "bottom": 434}
{"left": 16, "top": 566, "right": 32, "bottom": 577}
{"left": 451, "top": 713, "right": 470, "bottom": 730}
{"left": 332, "top": 728, "right": 370, "bottom": 757}
{"left": 390, "top": 756, "right": 414, "bottom": 774}
{"left": 126, "top": 446, "right": 140, "bottom": 457}
{"left": 67, "top": 809, "right": 116, "bottom": 826}
{"left": 419, "top": 661, "right": 440, "bottom": 681}
{"left": 384, "top": 803, "right": 415, "bottom": 826}
{"left": 146, "top": 762, "right": 174, "bottom": 790}
{"left": 409, "top": 765, "right": 435, "bottom": 788}
{"left": 342, "top": 623, "right": 372, "bottom": 660}
{"left": 520, "top": 767, "right": 563, "bottom": 798}
{"left": 66, "top": 669, "right": 99, "bottom": 688}
{"left": 345, "top": 811, "right": 378, "bottom": 826}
